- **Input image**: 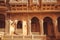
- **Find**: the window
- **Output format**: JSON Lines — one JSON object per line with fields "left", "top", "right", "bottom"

{"left": 42, "top": 0, "right": 57, "bottom": 3}
{"left": 31, "top": 17, "right": 40, "bottom": 33}
{"left": 17, "top": 21, "right": 22, "bottom": 29}
{"left": 9, "top": 0, "right": 28, "bottom": 3}
{"left": 22, "top": 0, "right": 28, "bottom": 3}
{"left": 33, "top": 0, "right": 39, "bottom": 4}
{"left": 43, "top": 17, "right": 54, "bottom": 35}
{"left": 14, "top": 0, "right": 22, "bottom": 1}
{"left": 22, "top": 0, "right": 28, "bottom": 2}
{"left": 9, "top": 0, "right": 22, "bottom": 2}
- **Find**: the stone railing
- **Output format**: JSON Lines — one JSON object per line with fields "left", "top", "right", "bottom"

{"left": 0, "top": 35, "right": 46, "bottom": 40}
{"left": 6, "top": 3, "right": 60, "bottom": 13}
{"left": 8, "top": 2, "right": 60, "bottom": 10}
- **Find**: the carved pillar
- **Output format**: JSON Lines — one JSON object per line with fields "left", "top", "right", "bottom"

{"left": 5, "top": 14, "right": 10, "bottom": 34}
{"left": 5, "top": 19, "right": 10, "bottom": 34}
{"left": 53, "top": 19, "right": 58, "bottom": 36}
{"left": 9, "top": 20, "right": 16, "bottom": 35}
{"left": 14, "top": 20, "right": 18, "bottom": 33}
{"left": 40, "top": 19, "right": 44, "bottom": 35}
{"left": 27, "top": 19, "right": 31, "bottom": 35}
{"left": 23, "top": 20, "right": 27, "bottom": 36}
{"left": 9, "top": 20, "right": 13, "bottom": 35}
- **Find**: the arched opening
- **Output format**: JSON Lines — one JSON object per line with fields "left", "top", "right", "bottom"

{"left": 43, "top": 17, "right": 55, "bottom": 40}
{"left": 31, "top": 17, "right": 40, "bottom": 35}
{"left": 17, "top": 21, "right": 22, "bottom": 29}
{"left": 17, "top": 21, "right": 22, "bottom": 34}
{"left": 43, "top": 17, "right": 54, "bottom": 35}
{"left": 0, "top": 14, "right": 5, "bottom": 32}
{"left": 57, "top": 17, "right": 60, "bottom": 32}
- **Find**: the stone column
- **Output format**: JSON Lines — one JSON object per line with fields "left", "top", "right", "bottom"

{"left": 23, "top": 20, "right": 27, "bottom": 36}
{"left": 40, "top": 19, "right": 44, "bottom": 35}
{"left": 53, "top": 19, "right": 58, "bottom": 36}
{"left": 14, "top": 20, "right": 18, "bottom": 33}
{"left": 9, "top": 20, "right": 13, "bottom": 35}
{"left": 5, "top": 14, "right": 10, "bottom": 34}
{"left": 5, "top": 19, "right": 10, "bottom": 34}
{"left": 9, "top": 20, "right": 16, "bottom": 35}
{"left": 27, "top": 19, "right": 31, "bottom": 35}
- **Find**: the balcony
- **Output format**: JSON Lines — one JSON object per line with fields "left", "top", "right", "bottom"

{"left": 6, "top": 1, "right": 60, "bottom": 13}
{"left": 0, "top": 6, "right": 7, "bottom": 11}
{"left": 7, "top": 6, "right": 60, "bottom": 13}
{"left": 0, "top": 0, "right": 7, "bottom": 11}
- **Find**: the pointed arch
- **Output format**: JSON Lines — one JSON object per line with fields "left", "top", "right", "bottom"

{"left": 43, "top": 17, "right": 54, "bottom": 36}
{"left": 16, "top": 21, "right": 23, "bottom": 34}
{"left": 31, "top": 17, "right": 40, "bottom": 34}
{"left": 17, "top": 21, "right": 22, "bottom": 29}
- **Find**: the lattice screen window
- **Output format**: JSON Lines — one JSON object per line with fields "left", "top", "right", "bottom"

{"left": 16, "top": 0, "right": 22, "bottom": 1}
{"left": 22, "top": 0, "right": 28, "bottom": 3}
{"left": 9, "top": 0, "right": 22, "bottom": 2}
{"left": 33, "top": 0, "right": 39, "bottom": 4}
{"left": 10, "top": 0, "right": 28, "bottom": 3}
{"left": 42, "top": 0, "right": 57, "bottom": 3}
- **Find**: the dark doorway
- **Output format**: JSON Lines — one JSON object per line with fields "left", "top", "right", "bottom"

{"left": 31, "top": 17, "right": 40, "bottom": 35}
{"left": 17, "top": 21, "right": 22, "bottom": 29}
{"left": 0, "top": 14, "right": 5, "bottom": 28}
{"left": 43, "top": 17, "right": 55, "bottom": 40}
{"left": 17, "top": 21, "right": 22, "bottom": 34}
{"left": 57, "top": 17, "right": 60, "bottom": 32}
